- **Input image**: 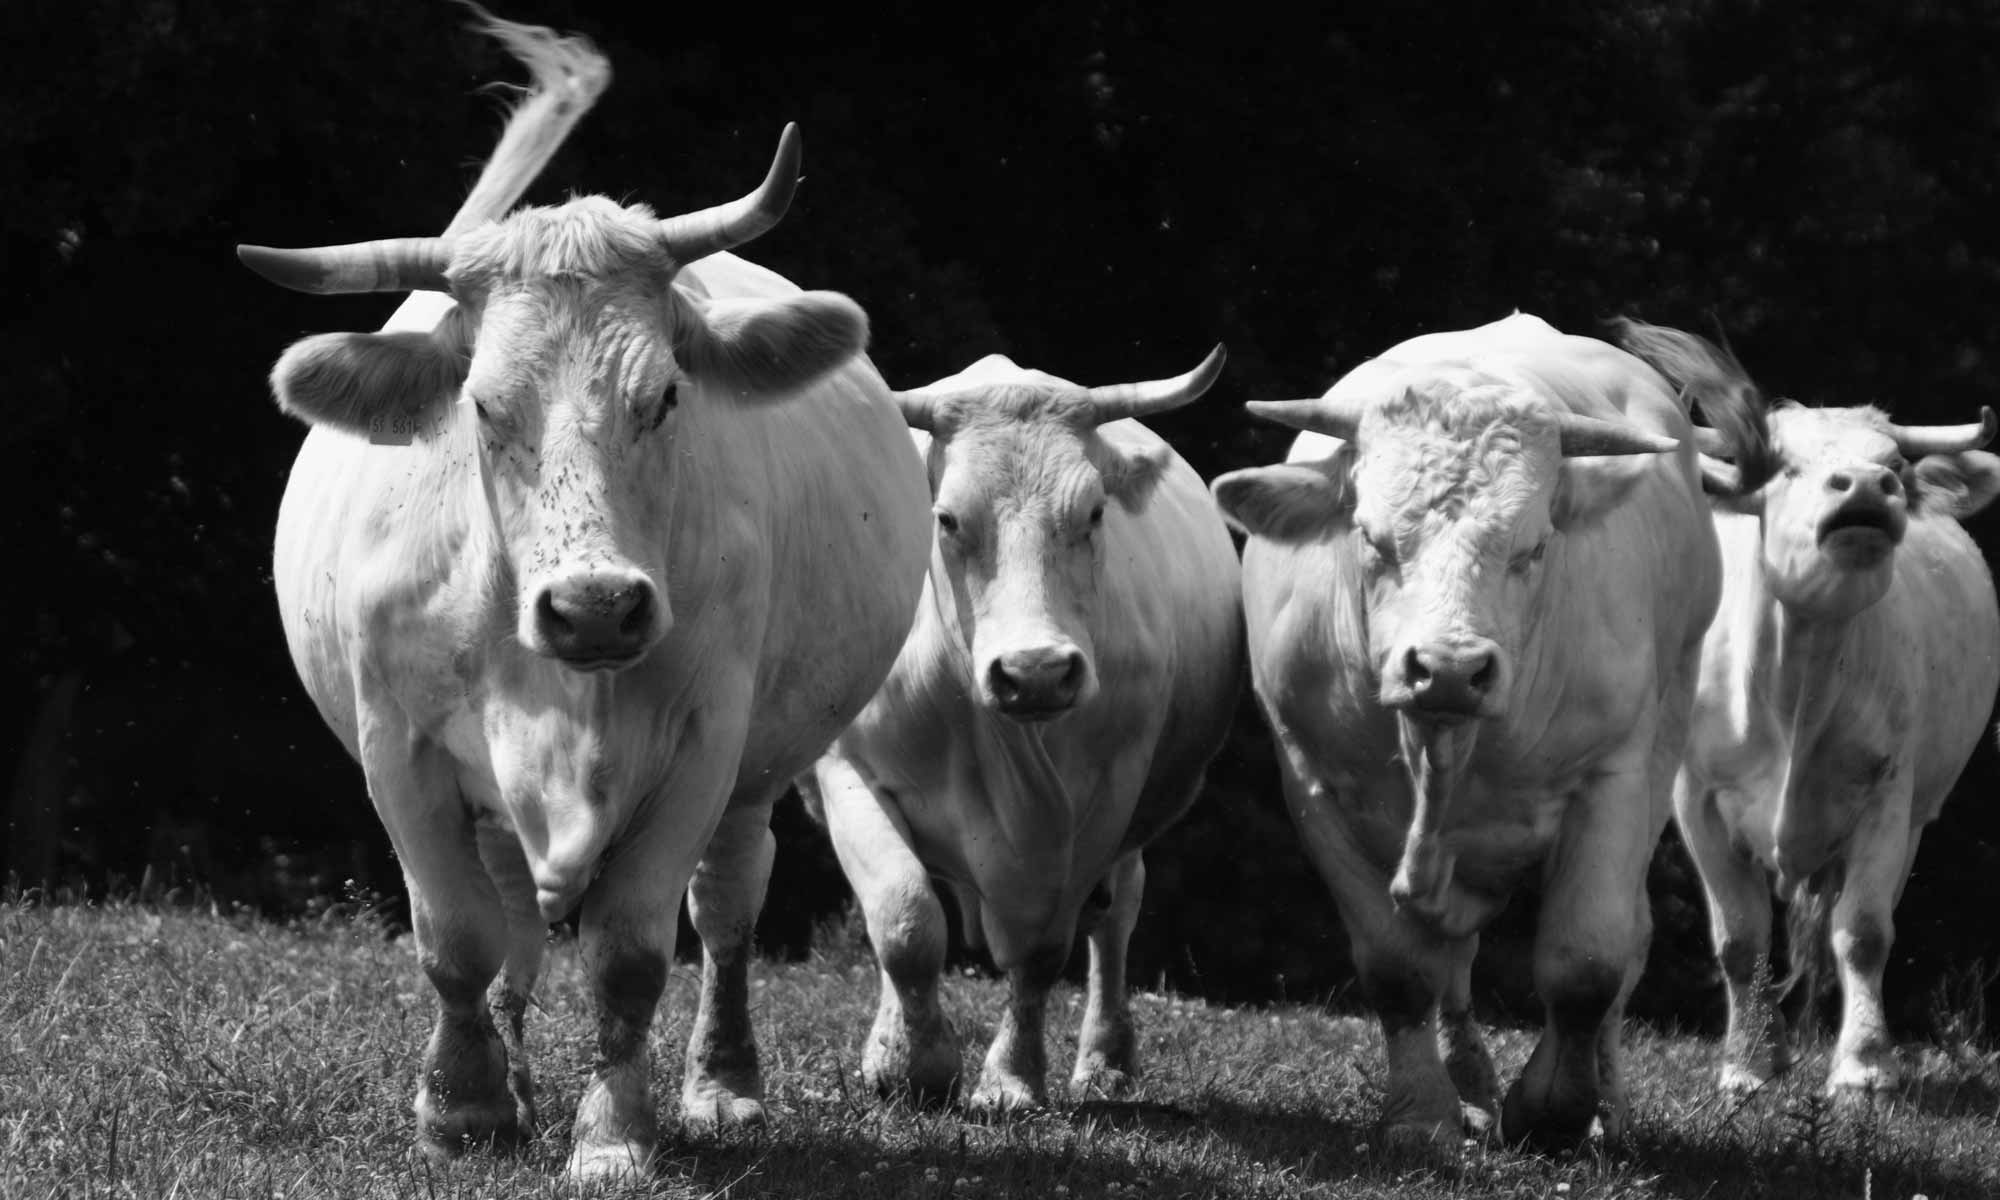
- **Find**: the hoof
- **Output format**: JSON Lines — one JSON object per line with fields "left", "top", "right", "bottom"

{"left": 1460, "top": 1100, "right": 1497, "bottom": 1140}
{"left": 565, "top": 1140, "right": 656, "bottom": 1185}
{"left": 1499, "top": 1082, "right": 1598, "bottom": 1153}
{"left": 1069, "top": 1064, "right": 1136, "bottom": 1101}
{"left": 966, "top": 1076, "right": 1045, "bottom": 1120}
{"left": 416, "top": 1099, "right": 522, "bottom": 1160}
{"left": 863, "top": 1037, "right": 962, "bottom": 1107}
{"left": 1379, "top": 1117, "right": 1461, "bottom": 1156}
{"left": 681, "top": 1092, "right": 768, "bottom": 1133}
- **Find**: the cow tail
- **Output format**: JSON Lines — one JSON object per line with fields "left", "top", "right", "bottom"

{"left": 1777, "top": 863, "right": 1842, "bottom": 1050}
{"left": 1608, "top": 317, "right": 1779, "bottom": 497}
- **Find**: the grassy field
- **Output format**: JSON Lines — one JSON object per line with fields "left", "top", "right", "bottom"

{"left": 2, "top": 902, "right": 1995, "bottom": 1199}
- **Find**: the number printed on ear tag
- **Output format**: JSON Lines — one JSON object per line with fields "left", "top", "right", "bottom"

{"left": 367, "top": 410, "right": 446, "bottom": 446}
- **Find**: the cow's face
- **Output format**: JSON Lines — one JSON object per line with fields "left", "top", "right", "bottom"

{"left": 1213, "top": 372, "right": 1678, "bottom": 726}
{"left": 1737, "top": 403, "right": 2000, "bottom": 618}
{"left": 1344, "top": 385, "right": 1560, "bottom": 723}
{"left": 900, "top": 352, "right": 1224, "bottom": 721}
{"left": 247, "top": 160, "right": 870, "bottom": 673}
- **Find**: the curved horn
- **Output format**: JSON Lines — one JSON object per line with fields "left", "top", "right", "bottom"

{"left": 658, "top": 123, "right": 803, "bottom": 265}
{"left": 1556, "top": 412, "right": 1680, "bottom": 457}
{"left": 1084, "top": 344, "right": 1228, "bottom": 425}
{"left": 1245, "top": 396, "right": 1367, "bottom": 442}
{"left": 1888, "top": 406, "right": 1997, "bottom": 457}
{"left": 236, "top": 238, "right": 454, "bottom": 295}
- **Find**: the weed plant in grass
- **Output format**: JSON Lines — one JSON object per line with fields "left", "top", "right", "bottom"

{"left": 2, "top": 902, "right": 1995, "bottom": 1199}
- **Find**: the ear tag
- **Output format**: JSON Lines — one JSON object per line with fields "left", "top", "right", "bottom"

{"left": 367, "top": 410, "right": 446, "bottom": 446}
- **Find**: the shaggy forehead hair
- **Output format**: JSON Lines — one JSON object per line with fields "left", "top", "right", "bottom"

{"left": 451, "top": 196, "right": 676, "bottom": 287}
{"left": 928, "top": 384, "right": 1104, "bottom": 499}
{"left": 1771, "top": 400, "right": 1895, "bottom": 453}
{"left": 1366, "top": 375, "right": 1554, "bottom": 519}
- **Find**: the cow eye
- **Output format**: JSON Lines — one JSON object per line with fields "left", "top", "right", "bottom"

{"left": 1512, "top": 539, "right": 1548, "bottom": 574}
{"left": 934, "top": 509, "right": 961, "bottom": 537}
{"left": 644, "top": 383, "right": 678, "bottom": 435}
{"left": 473, "top": 398, "right": 493, "bottom": 423}
{"left": 1088, "top": 504, "right": 1106, "bottom": 528}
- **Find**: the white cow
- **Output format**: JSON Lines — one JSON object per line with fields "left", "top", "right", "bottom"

{"left": 801, "top": 349, "right": 1244, "bottom": 1112}
{"left": 1210, "top": 313, "right": 1747, "bottom": 1147}
{"left": 237, "top": 22, "right": 930, "bottom": 1183}
{"left": 1620, "top": 321, "right": 2000, "bottom": 1102}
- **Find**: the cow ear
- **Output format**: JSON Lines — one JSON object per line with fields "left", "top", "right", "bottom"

{"left": 1550, "top": 456, "right": 1655, "bottom": 530}
{"left": 1211, "top": 456, "right": 1355, "bottom": 541}
{"left": 1913, "top": 449, "right": 2000, "bottom": 520}
{"left": 674, "top": 289, "right": 869, "bottom": 401}
{"left": 271, "top": 329, "right": 465, "bottom": 438}
{"left": 1102, "top": 443, "right": 1174, "bottom": 508}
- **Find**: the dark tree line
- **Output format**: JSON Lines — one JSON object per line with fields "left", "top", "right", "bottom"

{"left": 7, "top": 0, "right": 2000, "bottom": 1037}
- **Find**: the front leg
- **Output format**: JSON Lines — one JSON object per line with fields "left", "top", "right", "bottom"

{"left": 1280, "top": 758, "right": 1459, "bottom": 1147}
{"left": 969, "top": 945, "right": 1065, "bottom": 1116}
{"left": 567, "top": 737, "right": 744, "bottom": 1184}
{"left": 1072, "top": 851, "right": 1144, "bottom": 1098}
{"left": 809, "top": 754, "right": 961, "bottom": 1103}
{"left": 1674, "top": 770, "right": 1786, "bottom": 1096}
{"left": 1824, "top": 796, "right": 1914, "bottom": 1102}
{"left": 683, "top": 795, "right": 778, "bottom": 1131}
{"left": 360, "top": 715, "right": 517, "bottom": 1159}
{"left": 1504, "top": 762, "right": 1655, "bottom": 1149}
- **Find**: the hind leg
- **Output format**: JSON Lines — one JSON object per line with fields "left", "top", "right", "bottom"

{"left": 1440, "top": 934, "right": 1498, "bottom": 1132}
{"left": 683, "top": 792, "right": 779, "bottom": 1131}
{"left": 476, "top": 821, "right": 547, "bottom": 1136}
{"left": 1072, "top": 852, "right": 1144, "bottom": 1098}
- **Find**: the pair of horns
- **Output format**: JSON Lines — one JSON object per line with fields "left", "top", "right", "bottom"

{"left": 1689, "top": 407, "right": 1998, "bottom": 459}
{"left": 236, "top": 125, "right": 805, "bottom": 296}
{"left": 895, "top": 344, "right": 1228, "bottom": 433}
{"left": 1246, "top": 394, "right": 1680, "bottom": 457}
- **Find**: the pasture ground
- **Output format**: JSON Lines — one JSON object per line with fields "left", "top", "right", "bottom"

{"left": 2, "top": 902, "right": 1995, "bottom": 1199}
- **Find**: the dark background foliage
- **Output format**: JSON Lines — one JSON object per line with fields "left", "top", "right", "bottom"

{"left": 8, "top": 0, "right": 2000, "bottom": 1039}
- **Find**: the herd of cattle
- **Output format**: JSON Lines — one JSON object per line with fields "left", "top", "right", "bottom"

{"left": 231, "top": 19, "right": 2000, "bottom": 1182}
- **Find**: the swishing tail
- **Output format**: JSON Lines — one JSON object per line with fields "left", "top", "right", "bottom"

{"left": 1777, "top": 863, "right": 1843, "bottom": 1050}
{"left": 1610, "top": 318, "right": 1778, "bottom": 498}
{"left": 446, "top": 5, "right": 613, "bottom": 236}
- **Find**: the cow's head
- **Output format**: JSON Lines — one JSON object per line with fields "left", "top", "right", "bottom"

{"left": 1718, "top": 403, "right": 1998, "bottom": 617}
{"left": 1616, "top": 320, "right": 2000, "bottom": 620}
{"left": 240, "top": 127, "right": 867, "bottom": 672}
{"left": 896, "top": 347, "right": 1225, "bottom": 720}
{"left": 1212, "top": 368, "right": 1679, "bottom": 726}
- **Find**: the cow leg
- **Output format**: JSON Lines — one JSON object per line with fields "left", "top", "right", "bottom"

{"left": 363, "top": 739, "right": 517, "bottom": 1158}
{"left": 1502, "top": 768, "right": 1652, "bottom": 1149}
{"left": 1280, "top": 761, "right": 1458, "bottom": 1145}
{"left": 475, "top": 821, "right": 546, "bottom": 1136}
{"left": 682, "top": 794, "right": 778, "bottom": 1131}
{"left": 1440, "top": 934, "right": 1498, "bottom": 1132}
{"left": 811, "top": 755, "right": 960, "bottom": 1103}
{"left": 1675, "top": 773, "right": 1786, "bottom": 1095}
{"left": 969, "top": 944, "right": 1066, "bottom": 1116}
{"left": 1824, "top": 800, "right": 1912, "bottom": 1101}
{"left": 1072, "top": 851, "right": 1144, "bottom": 1098}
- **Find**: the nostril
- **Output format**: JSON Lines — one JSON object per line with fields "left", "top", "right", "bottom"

{"left": 1059, "top": 652, "right": 1086, "bottom": 690}
{"left": 987, "top": 660, "right": 1019, "bottom": 701}
{"left": 1404, "top": 647, "right": 1431, "bottom": 686}
{"left": 617, "top": 587, "right": 652, "bottom": 636}
{"left": 1880, "top": 469, "right": 1902, "bottom": 496}
{"left": 1828, "top": 471, "right": 1853, "bottom": 493}
{"left": 1470, "top": 655, "right": 1496, "bottom": 692}
{"left": 536, "top": 590, "right": 573, "bottom": 637}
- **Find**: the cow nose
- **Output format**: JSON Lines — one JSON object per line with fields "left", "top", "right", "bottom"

{"left": 987, "top": 645, "right": 1088, "bottom": 718}
{"left": 535, "top": 572, "right": 658, "bottom": 667}
{"left": 1403, "top": 643, "right": 1499, "bottom": 715}
{"left": 1827, "top": 466, "right": 1900, "bottom": 499}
